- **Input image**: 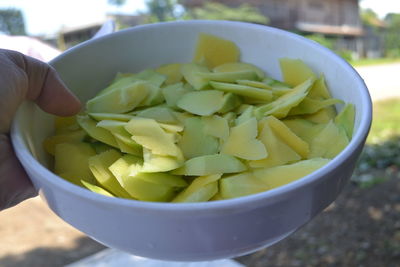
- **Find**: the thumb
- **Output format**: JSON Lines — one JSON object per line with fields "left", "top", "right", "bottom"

{"left": 11, "top": 51, "right": 82, "bottom": 116}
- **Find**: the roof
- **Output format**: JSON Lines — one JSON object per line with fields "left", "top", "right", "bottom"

{"left": 296, "top": 22, "right": 364, "bottom": 36}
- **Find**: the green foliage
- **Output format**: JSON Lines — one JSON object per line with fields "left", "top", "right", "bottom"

{"left": 384, "top": 13, "right": 400, "bottom": 58}
{"left": 108, "top": 0, "right": 127, "bottom": 6}
{"left": 367, "top": 99, "right": 400, "bottom": 143}
{"left": 361, "top": 8, "right": 380, "bottom": 27}
{"left": 336, "top": 49, "right": 353, "bottom": 61}
{"left": 304, "top": 34, "right": 353, "bottom": 61}
{"left": 145, "top": 0, "right": 179, "bottom": 22}
{"left": 305, "top": 34, "right": 334, "bottom": 50}
{"left": 352, "top": 99, "right": 400, "bottom": 188}
{"left": 0, "top": 8, "right": 26, "bottom": 35}
{"left": 350, "top": 57, "right": 400, "bottom": 67}
{"left": 184, "top": 2, "right": 269, "bottom": 25}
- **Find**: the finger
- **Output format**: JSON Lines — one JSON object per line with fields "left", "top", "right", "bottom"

{"left": 11, "top": 52, "right": 82, "bottom": 116}
{"left": 0, "top": 134, "right": 37, "bottom": 211}
{"left": 33, "top": 66, "right": 82, "bottom": 116}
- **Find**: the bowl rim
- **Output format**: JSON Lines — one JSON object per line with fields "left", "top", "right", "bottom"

{"left": 11, "top": 20, "right": 372, "bottom": 213}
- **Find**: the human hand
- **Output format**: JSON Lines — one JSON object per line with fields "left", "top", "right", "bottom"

{"left": 0, "top": 49, "right": 81, "bottom": 211}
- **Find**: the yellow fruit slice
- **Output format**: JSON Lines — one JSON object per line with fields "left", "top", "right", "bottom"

{"left": 125, "top": 117, "right": 181, "bottom": 157}
{"left": 220, "top": 172, "right": 269, "bottom": 199}
{"left": 194, "top": 33, "right": 240, "bottom": 68}
{"left": 334, "top": 103, "right": 355, "bottom": 139}
{"left": 221, "top": 118, "right": 267, "bottom": 160}
{"left": 173, "top": 154, "right": 246, "bottom": 176}
{"left": 263, "top": 116, "right": 309, "bottom": 158}
{"left": 279, "top": 58, "right": 316, "bottom": 87}
{"left": 54, "top": 142, "right": 97, "bottom": 186}
{"left": 88, "top": 149, "right": 132, "bottom": 198}
{"left": 43, "top": 130, "right": 86, "bottom": 155}
{"left": 309, "top": 120, "right": 350, "bottom": 159}
{"left": 156, "top": 63, "right": 183, "bottom": 85}
{"left": 172, "top": 174, "right": 221, "bottom": 203}
{"left": 254, "top": 78, "right": 315, "bottom": 119}
{"left": 249, "top": 121, "right": 301, "bottom": 168}
{"left": 253, "top": 158, "right": 330, "bottom": 189}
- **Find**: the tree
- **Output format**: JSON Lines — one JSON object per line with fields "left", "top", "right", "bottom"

{"left": 0, "top": 8, "right": 26, "bottom": 35}
{"left": 145, "top": 0, "right": 179, "bottom": 22}
{"left": 361, "top": 8, "right": 380, "bottom": 27}
{"left": 108, "top": 0, "right": 126, "bottom": 7}
{"left": 184, "top": 2, "right": 269, "bottom": 25}
{"left": 384, "top": 13, "right": 400, "bottom": 57}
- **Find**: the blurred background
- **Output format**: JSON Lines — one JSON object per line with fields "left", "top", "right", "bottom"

{"left": 0, "top": 0, "right": 399, "bottom": 266}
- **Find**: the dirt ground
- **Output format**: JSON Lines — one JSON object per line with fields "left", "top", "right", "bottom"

{"left": 237, "top": 170, "right": 400, "bottom": 267}
{"left": 0, "top": 197, "right": 105, "bottom": 267}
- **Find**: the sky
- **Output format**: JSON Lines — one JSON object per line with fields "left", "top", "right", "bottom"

{"left": 0, "top": 0, "right": 398, "bottom": 36}
{"left": 0, "top": 0, "right": 147, "bottom": 36}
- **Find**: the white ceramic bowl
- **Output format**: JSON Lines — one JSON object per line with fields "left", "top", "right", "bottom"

{"left": 11, "top": 20, "right": 372, "bottom": 261}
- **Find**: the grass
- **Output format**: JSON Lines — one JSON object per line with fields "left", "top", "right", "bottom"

{"left": 367, "top": 98, "right": 400, "bottom": 143}
{"left": 350, "top": 57, "right": 400, "bottom": 67}
{"left": 352, "top": 98, "right": 400, "bottom": 187}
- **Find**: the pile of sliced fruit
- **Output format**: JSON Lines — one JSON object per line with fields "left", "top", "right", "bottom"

{"left": 44, "top": 33, "right": 355, "bottom": 202}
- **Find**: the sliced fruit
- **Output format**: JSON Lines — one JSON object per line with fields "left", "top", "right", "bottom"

{"left": 54, "top": 142, "right": 97, "bottom": 185}
{"left": 88, "top": 149, "right": 132, "bottom": 198}
{"left": 177, "top": 90, "right": 224, "bottom": 116}
{"left": 309, "top": 120, "right": 349, "bottom": 159}
{"left": 221, "top": 118, "right": 267, "bottom": 160}
{"left": 54, "top": 116, "right": 79, "bottom": 134}
{"left": 220, "top": 172, "right": 269, "bottom": 199}
{"left": 120, "top": 174, "right": 174, "bottom": 202}
{"left": 308, "top": 75, "right": 331, "bottom": 99}
{"left": 235, "top": 105, "right": 255, "bottom": 125}
{"left": 177, "top": 117, "right": 219, "bottom": 159}
{"left": 217, "top": 92, "right": 242, "bottom": 113}
{"left": 289, "top": 97, "right": 343, "bottom": 116}
{"left": 249, "top": 121, "right": 301, "bottom": 168}
{"left": 172, "top": 174, "right": 221, "bottom": 203}
{"left": 141, "top": 147, "right": 184, "bottom": 173}
{"left": 253, "top": 158, "right": 330, "bottom": 189}
{"left": 282, "top": 118, "right": 326, "bottom": 144}
{"left": 162, "top": 82, "right": 192, "bottom": 108}
{"left": 86, "top": 80, "right": 150, "bottom": 113}
{"left": 254, "top": 78, "right": 315, "bottom": 119}
{"left": 43, "top": 130, "right": 86, "bottom": 155}
{"left": 202, "top": 115, "right": 230, "bottom": 141}
{"left": 279, "top": 58, "right": 316, "bottom": 87}
{"left": 137, "top": 106, "right": 179, "bottom": 124}
{"left": 263, "top": 116, "right": 309, "bottom": 158}
{"left": 89, "top": 113, "right": 133, "bottom": 122}
{"left": 156, "top": 63, "right": 183, "bottom": 85}
{"left": 125, "top": 117, "right": 180, "bottom": 157}
{"left": 213, "top": 62, "right": 265, "bottom": 80}
{"left": 196, "top": 70, "right": 257, "bottom": 83}
{"left": 304, "top": 106, "right": 337, "bottom": 124}
{"left": 334, "top": 103, "right": 355, "bottom": 139}
{"left": 81, "top": 180, "right": 115, "bottom": 197}
{"left": 76, "top": 115, "right": 119, "bottom": 148}
{"left": 193, "top": 33, "right": 240, "bottom": 68}
{"left": 236, "top": 79, "right": 272, "bottom": 89}
{"left": 131, "top": 69, "right": 167, "bottom": 87}
{"left": 109, "top": 154, "right": 143, "bottom": 186}
{"left": 181, "top": 63, "right": 210, "bottom": 90}
{"left": 210, "top": 81, "right": 273, "bottom": 102}
{"left": 172, "top": 154, "right": 246, "bottom": 176}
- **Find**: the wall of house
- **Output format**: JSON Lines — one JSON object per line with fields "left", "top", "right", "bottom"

{"left": 297, "top": 0, "right": 360, "bottom": 27}
{"left": 183, "top": 0, "right": 361, "bottom": 30}
{"left": 182, "top": 0, "right": 383, "bottom": 58}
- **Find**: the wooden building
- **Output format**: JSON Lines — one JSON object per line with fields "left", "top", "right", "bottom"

{"left": 182, "top": 0, "right": 368, "bottom": 58}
